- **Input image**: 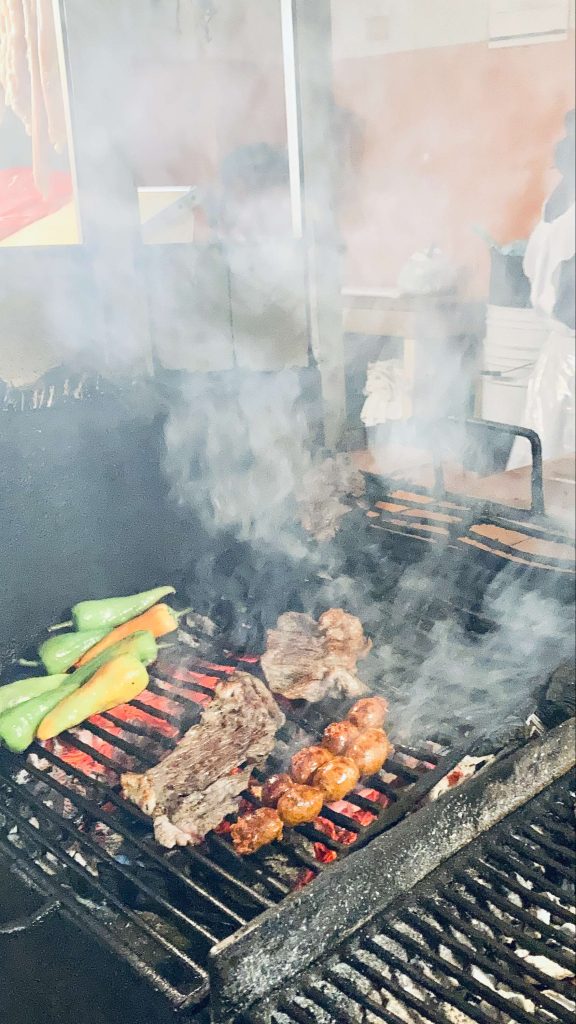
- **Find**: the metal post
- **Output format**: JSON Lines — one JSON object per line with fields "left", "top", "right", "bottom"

{"left": 281, "top": 0, "right": 347, "bottom": 448}
{"left": 57, "top": 0, "right": 153, "bottom": 374}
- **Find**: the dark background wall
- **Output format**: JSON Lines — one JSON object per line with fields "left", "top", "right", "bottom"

{"left": 0, "top": 383, "right": 196, "bottom": 664}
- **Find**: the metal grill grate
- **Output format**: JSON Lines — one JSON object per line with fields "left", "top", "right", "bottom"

{"left": 245, "top": 770, "right": 575, "bottom": 1024}
{"left": 0, "top": 624, "right": 456, "bottom": 1016}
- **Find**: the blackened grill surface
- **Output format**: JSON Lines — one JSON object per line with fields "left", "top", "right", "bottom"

{"left": 244, "top": 769, "right": 576, "bottom": 1024}
{"left": 0, "top": 625, "right": 453, "bottom": 1018}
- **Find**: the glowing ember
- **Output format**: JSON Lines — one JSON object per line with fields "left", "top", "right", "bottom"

{"left": 99, "top": 703, "right": 178, "bottom": 738}
{"left": 314, "top": 816, "right": 357, "bottom": 846}
{"left": 358, "top": 786, "right": 391, "bottom": 809}
{"left": 162, "top": 666, "right": 219, "bottom": 689}
{"left": 189, "top": 660, "right": 236, "bottom": 675}
{"left": 294, "top": 868, "right": 317, "bottom": 889}
{"left": 313, "top": 843, "right": 338, "bottom": 864}
{"left": 44, "top": 735, "right": 110, "bottom": 777}
{"left": 328, "top": 799, "right": 377, "bottom": 827}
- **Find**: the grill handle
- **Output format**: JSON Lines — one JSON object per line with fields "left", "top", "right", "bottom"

{"left": 434, "top": 418, "right": 545, "bottom": 515}
{"left": 0, "top": 899, "right": 59, "bottom": 936}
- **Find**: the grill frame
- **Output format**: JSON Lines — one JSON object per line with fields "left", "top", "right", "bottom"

{"left": 245, "top": 765, "right": 576, "bottom": 1024}
{"left": 0, "top": 631, "right": 463, "bottom": 1019}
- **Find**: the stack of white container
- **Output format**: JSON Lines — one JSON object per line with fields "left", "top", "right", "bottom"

{"left": 480, "top": 305, "right": 548, "bottom": 426}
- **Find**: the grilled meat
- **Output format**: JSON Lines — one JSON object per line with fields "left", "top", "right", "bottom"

{"left": 277, "top": 784, "right": 324, "bottom": 827}
{"left": 296, "top": 453, "right": 366, "bottom": 542}
{"left": 313, "top": 757, "right": 360, "bottom": 801}
{"left": 261, "top": 609, "right": 371, "bottom": 703}
{"left": 290, "top": 745, "right": 334, "bottom": 785}
{"left": 322, "top": 720, "right": 360, "bottom": 756}
{"left": 345, "top": 728, "right": 392, "bottom": 776}
{"left": 231, "top": 808, "right": 284, "bottom": 855}
{"left": 347, "top": 696, "right": 388, "bottom": 731}
{"left": 261, "top": 773, "right": 294, "bottom": 808}
{"left": 121, "top": 672, "right": 285, "bottom": 849}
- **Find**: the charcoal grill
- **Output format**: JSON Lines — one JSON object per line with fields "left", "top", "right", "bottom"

{"left": 0, "top": 617, "right": 469, "bottom": 1020}
{"left": 0, "top": 399, "right": 574, "bottom": 1023}
{"left": 0, "top": 611, "right": 573, "bottom": 1022}
{"left": 244, "top": 769, "right": 576, "bottom": 1024}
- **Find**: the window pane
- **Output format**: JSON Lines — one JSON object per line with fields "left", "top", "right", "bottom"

{"left": 0, "top": 0, "right": 79, "bottom": 247}
{"left": 130, "top": 0, "right": 291, "bottom": 244}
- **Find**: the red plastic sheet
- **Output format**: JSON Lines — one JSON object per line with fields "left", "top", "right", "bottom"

{"left": 0, "top": 168, "right": 73, "bottom": 241}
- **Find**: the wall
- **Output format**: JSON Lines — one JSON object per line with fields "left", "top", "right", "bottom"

{"left": 122, "top": 0, "right": 288, "bottom": 188}
{"left": 331, "top": 0, "right": 576, "bottom": 290}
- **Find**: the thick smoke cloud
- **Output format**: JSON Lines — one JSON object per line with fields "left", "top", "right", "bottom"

{"left": 5, "top": 1, "right": 572, "bottom": 745}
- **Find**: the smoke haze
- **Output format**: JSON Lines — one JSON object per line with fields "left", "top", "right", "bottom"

{"left": 1, "top": 0, "right": 574, "bottom": 744}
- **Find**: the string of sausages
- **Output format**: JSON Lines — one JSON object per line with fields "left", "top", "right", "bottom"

{"left": 231, "top": 696, "right": 391, "bottom": 855}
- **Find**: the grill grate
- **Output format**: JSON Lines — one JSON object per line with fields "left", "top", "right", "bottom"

{"left": 244, "top": 770, "right": 576, "bottom": 1024}
{"left": 0, "top": 623, "right": 456, "bottom": 1015}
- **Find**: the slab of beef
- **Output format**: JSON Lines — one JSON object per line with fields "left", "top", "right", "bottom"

{"left": 261, "top": 609, "right": 371, "bottom": 703}
{"left": 121, "top": 672, "right": 285, "bottom": 849}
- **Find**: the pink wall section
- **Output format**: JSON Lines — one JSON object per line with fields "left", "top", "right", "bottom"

{"left": 333, "top": 36, "right": 576, "bottom": 291}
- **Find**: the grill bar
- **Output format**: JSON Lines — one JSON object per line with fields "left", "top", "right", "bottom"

{"left": 503, "top": 830, "right": 576, "bottom": 878}
{"left": 99, "top": 710, "right": 177, "bottom": 748}
{"left": 484, "top": 842, "right": 575, "bottom": 903}
{"left": 244, "top": 767, "right": 575, "bottom": 1024}
{"left": 471, "top": 857, "right": 576, "bottom": 923}
{"left": 0, "top": 828, "right": 202, "bottom": 1009}
{"left": 421, "top": 898, "right": 575, "bottom": 1006}
{"left": 20, "top": 756, "right": 250, "bottom": 929}
{"left": 349, "top": 946, "right": 468, "bottom": 1024}
{"left": 1, "top": 769, "right": 221, "bottom": 947}
{"left": 0, "top": 797, "right": 209, "bottom": 995}
{"left": 441, "top": 884, "right": 576, "bottom": 973}
{"left": 370, "top": 928, "right": 544, "bottom": 1024}
{"left": 30, "top": 744, "right": 279, "bottom": 914}
{"left": 323, "top": 969, "right": 428, "bottom": 1024}
{"left": 455, "top": 870, "right": 576, "bottom": 952}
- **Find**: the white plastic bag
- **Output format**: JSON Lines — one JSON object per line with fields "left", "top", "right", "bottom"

{"left": 361, "top": 358, "right": 406, "bottom": 427}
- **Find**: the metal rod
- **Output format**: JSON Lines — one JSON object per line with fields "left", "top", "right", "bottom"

{"left": 280, "top": 0, "right": 304, "bottom": 240}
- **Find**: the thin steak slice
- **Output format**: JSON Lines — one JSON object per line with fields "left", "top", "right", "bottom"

{"left": 260, "top": 608, "right": 372, "bottom": 703}
{"left": 121, "top": 672, "right": 285, "bottom": 849}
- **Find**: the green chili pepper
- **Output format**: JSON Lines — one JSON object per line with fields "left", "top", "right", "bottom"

{"left": 39, "top": 629, "right": 109, "bottom": 675}
{"left": 0, "top": 675, "right": 68, "bottom": 716}
{"left": 72, "top": 586, "right": 175, "bottom": 631}
{"left": 0, "top": 631, "right": 158, "bottom": 753}
{"left": 0, "top": 677, "right": 81, "bottom": 752}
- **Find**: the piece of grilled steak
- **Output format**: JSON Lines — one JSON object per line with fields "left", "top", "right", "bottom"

{"left": 260, "top": 609, "right": 371, "bottom": 703}
{"left": 121, "top": 672, "right": 285, "bottom": 848}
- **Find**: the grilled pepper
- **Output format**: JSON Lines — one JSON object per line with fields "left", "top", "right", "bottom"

{"left": 39, "top": 629, "right": 109, "bottom": 675}
{"left": 76, "top": 605, "right": 177, "bottom": 666}
{"left": 0, "top": 674, "right": 68, "bottom": 716}
{"left": 0, "top": 677, "right": 80, "bottom": 752}
{"left": 37, "top": 655, "right": 149, "bottom": 741}
{"left": 0, "top": 632, "right": 158, "bottom": 753}
{"left": 72, "top": 586, "right": 175, "bottom": 631}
